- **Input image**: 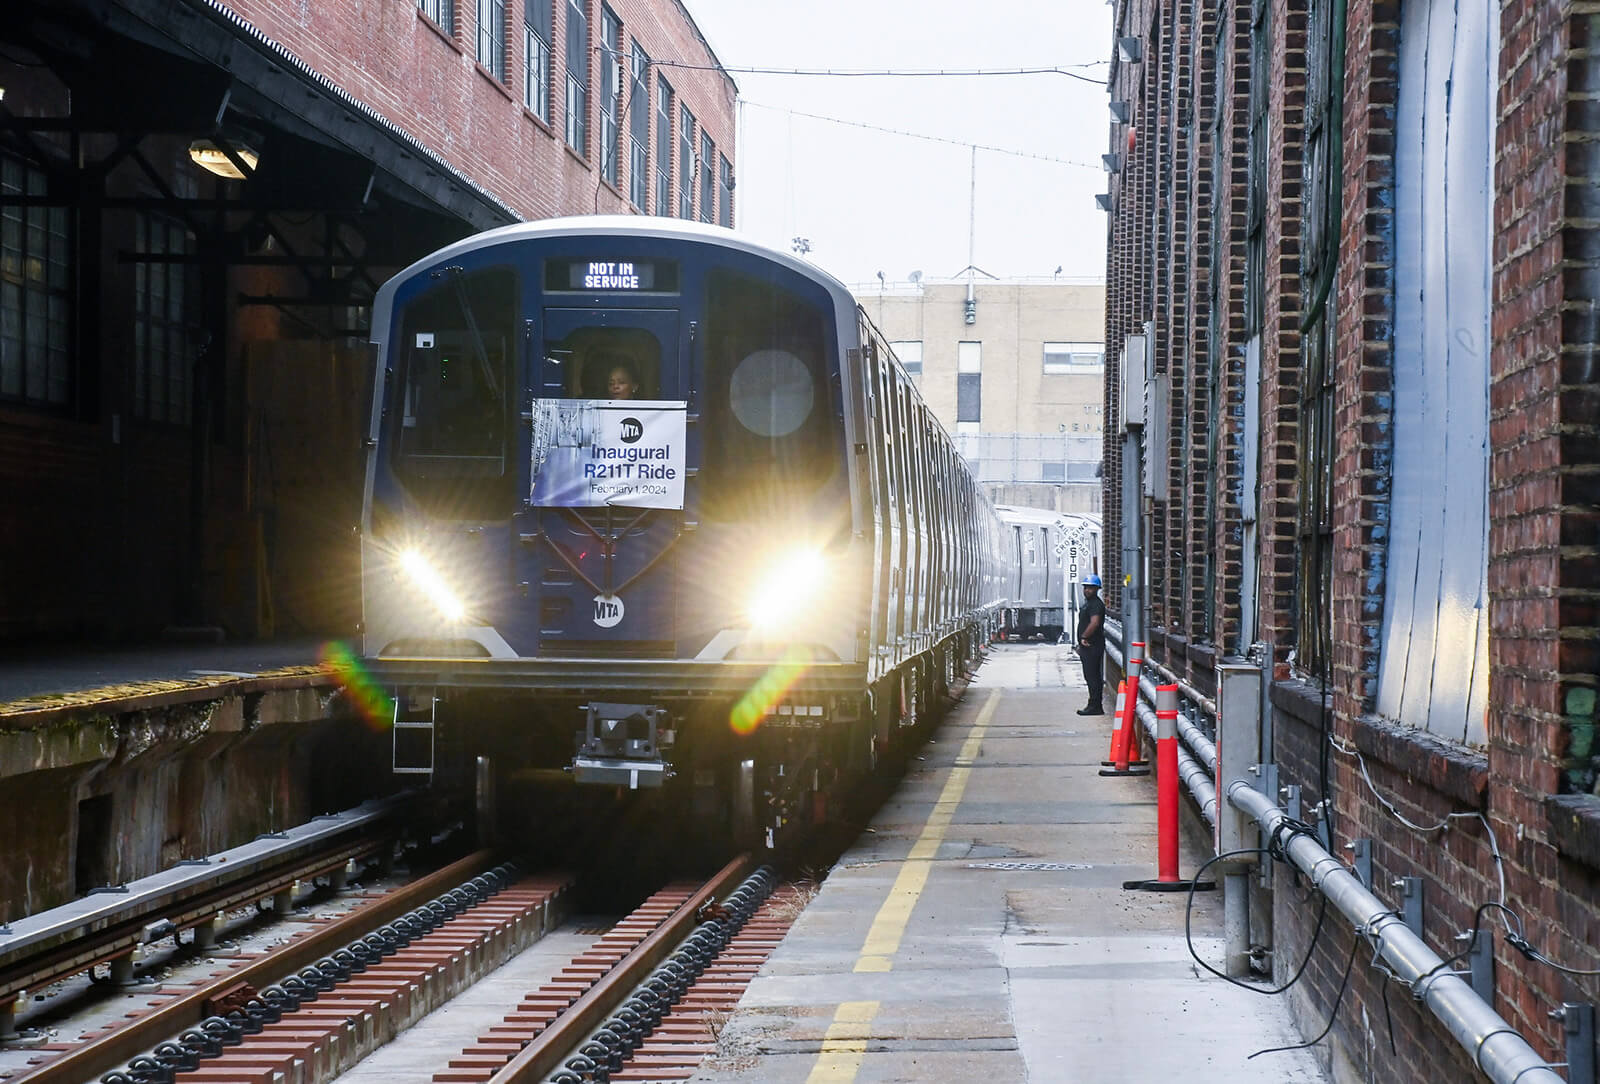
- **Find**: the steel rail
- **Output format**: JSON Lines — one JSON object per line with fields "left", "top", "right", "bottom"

{"left": 1227, "top": 782, "right": 1561, "bottom": 1084}
{"left": 488, "top": 854, "right": 753, "bottom": 1083}
{"left": 0, "top": 798, "right": 405, "bottom": 1004}
{"left": 17, "top": 850, "right": 499, "bottom": 1084}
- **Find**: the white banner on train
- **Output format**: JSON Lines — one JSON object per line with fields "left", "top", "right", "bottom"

{"left": 529, "top": 399, "right": 687, "bottom": 509}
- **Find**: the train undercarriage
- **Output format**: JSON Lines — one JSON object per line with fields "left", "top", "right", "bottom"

{"left": 371, "top": 630, "right": 984, "bottom": 861}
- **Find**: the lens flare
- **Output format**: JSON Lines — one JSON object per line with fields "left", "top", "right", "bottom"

{"left": 321, "top": 641, "right": 394, "bottom": 730}
{"left": 729, "top": 646, "right": 813, "bottom": 735}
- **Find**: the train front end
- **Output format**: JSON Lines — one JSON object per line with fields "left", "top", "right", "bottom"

{"left": 359, "top": 219, "right": 870, "bottom": 824}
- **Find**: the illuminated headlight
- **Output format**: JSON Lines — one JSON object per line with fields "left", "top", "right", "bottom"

{"left": 398, "top": 549, "right": 468, "bottom": 624}
{"left": 746, "top": 549, "right": 828, "bottom": 630}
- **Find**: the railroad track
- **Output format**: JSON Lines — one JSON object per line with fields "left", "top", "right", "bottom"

{"left": 42, "top": 855, "right": 808, "bottom": 1084}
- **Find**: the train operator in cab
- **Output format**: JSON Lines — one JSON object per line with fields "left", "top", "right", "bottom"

{"left": 605, "top": 358, "right": 641, "bottom": 399}
{"left": 1076, "top": 575, "right": 1106, "bottom": 715}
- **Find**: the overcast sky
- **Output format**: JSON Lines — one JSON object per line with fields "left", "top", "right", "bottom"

{"left": 679, "top": 0, "right": 1114, "bottom": 288}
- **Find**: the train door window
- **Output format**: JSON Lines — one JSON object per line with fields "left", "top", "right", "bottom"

{"left": 392, "top": 264, "right": 518, "bottom": 517}
{"left": 542, "top": 327, "right": 663, "bottom": 400}
{"left": 701, "top": 268, "right": 839, "bottom": 521}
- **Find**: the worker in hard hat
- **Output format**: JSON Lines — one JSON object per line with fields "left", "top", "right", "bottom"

{"left": 1076, "top": 575, "right": 1106, "bottom": 715}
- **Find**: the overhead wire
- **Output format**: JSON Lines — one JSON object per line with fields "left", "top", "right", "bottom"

{"left": 648, "top": 59, "right": 1109, "bottom": 85}
{"left": 742, "top": 101, "right": 1101, "bottom": 169}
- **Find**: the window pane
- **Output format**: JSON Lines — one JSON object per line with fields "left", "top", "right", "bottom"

{"left": 1043, "top": 340, "right": 1104, "bottom": 373}
{"left": 957, "top": 340, "right": 981, "bottom": 373}
{"left": 956, "top": 371, "right": 981, "bottom": 421}
{"left": 678, "top": 104, "right": 694, "bottom": 219}
{"left": 699, "top": 132, "right": 714, "bottom": 223}
{"left": 655, "top": 79, "right": 673, "bottom": 213}
{"left": 889, "top": 340, "right": 922, "bottom": 374}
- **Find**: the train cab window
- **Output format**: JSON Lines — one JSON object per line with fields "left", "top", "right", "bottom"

{"left": 702, "top": 269, "right": 840, "bottom": 520}
{"left": 392, "top": 265, "right": 517, "bottom": 518}
{"left": 542, "top": 328, "right": 662, "bottom": 399}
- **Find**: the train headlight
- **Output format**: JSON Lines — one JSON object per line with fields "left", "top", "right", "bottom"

{"left": 398, "top": 549, "right": 468, "bottom": 624}
{"left": 746, "top": 549, "right": 828, "bottom": 631}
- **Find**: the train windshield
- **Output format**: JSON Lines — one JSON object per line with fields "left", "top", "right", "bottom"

{"left": 701, "top": 269, "right": 839, "bottom": 521}
{"left": 391, "top": 265, "right": 518, "bottom": 518}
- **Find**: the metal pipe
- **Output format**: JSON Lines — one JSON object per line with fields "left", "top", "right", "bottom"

{"left": 1143, "top": 655, "right": 1219, "bottom": 718}
{"left": 1226, "top": 781, "right": 1562, "bottom": 1083}
{"left": 1224, "top": 872, "right": 1251, "bottom": 978}
{"left": 1111, "top": 639, "right": 1217, "bottom": 774}
{"left": 1135, "top": 697, "right": 1217, "bottom": 826}
{"left": 1141, "top": 672, "right": 1217, "bottom": 773}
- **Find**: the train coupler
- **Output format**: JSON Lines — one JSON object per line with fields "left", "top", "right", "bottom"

{"left": 571, "top": 702, "right": 671, "bottom": 789}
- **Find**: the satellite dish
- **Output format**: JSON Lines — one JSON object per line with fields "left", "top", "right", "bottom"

{"left": 908, "top": 270, "right": 923, "bottom": 283}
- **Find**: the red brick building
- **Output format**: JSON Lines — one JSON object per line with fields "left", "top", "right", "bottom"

{"left": 0, "top": 0, "right": 734, "bottom": 642}
{"left": 1102, "top": 0, "right": 1600, "bottom": 1076}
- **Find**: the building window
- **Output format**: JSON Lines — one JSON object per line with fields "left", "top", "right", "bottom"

{"left": 717, "top": 154, "right": 733, "bottom": 227}
{"left": 477, "top": 0, "right": 507, "bottom": 79}
{"left": 678, "top": 103, "right": 695, "bottom": 219}
{"left": 0, "top": 154, "right": 71, "bottom": 408}
{"left": 418, "top": 0, "right": 453, "bottom": 33}
{"left": 956, "top": 340, "right": 981, "bottom": 423}
{"left": 599, "top": 6, "right": 620, "bottom": 186}
{"left": 629, "top": 40, "right": 649, "bottom": 209}
{"left": 655, "top": 77, "right": 673, "bottom": 216}
{"left": 564, "top": 0, "right": 588, "bottom": 154}
{"left": 133, "top": 213, "right": 199, "bottom": 424}
{"left": 889, "top": 340, "right": 922, "bottom": 375}
{"left": 698, "top": 131, "right": 715, "bottom": 223}
{"left": 1043, "top": 341, "right": 1104, "bottom": 373}
{"left": 1375, "top": 0, "right": 1493, "bottom": 745}
{"left": 524, "top": 0, "right": 552, "bottom": 122}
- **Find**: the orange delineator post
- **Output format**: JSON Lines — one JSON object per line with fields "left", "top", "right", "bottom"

{"left": 1124, "top": 683, "right": 1215, "bottom": 893}
{"left": 1099, "top": 643, "right": 1149, "bottom": 777}
{"left": 1101, "top": 680, "right": 1148, "bottom": 768}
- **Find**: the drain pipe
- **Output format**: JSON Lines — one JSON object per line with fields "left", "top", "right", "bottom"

{"left": 1226, "top": 780, "right": 1562, "bottom": 1083}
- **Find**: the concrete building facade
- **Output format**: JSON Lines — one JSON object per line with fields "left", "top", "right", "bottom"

{"left": 1102, "top": 0, "right": 1600, "bottom": 1078}
{"left": 856, "top": 279, "right": 1106, "bottom": 513}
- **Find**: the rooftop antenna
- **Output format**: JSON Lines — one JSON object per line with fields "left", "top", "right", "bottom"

{"left": 965, "top": 145, "right": 977, "bottom": 325}
{"left": 908, "top": 270, "right": 923, "bottom": 284}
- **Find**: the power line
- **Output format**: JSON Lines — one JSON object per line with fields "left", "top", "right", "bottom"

{"left": 743, "top": 100, "right": 1101, "bottom": 170}
{"left": 650, "top": 60, "right": 1108, "bottom": 85}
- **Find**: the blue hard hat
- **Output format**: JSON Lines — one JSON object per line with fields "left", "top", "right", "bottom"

{"left": 1082, "top": 574, "right": 1102, "bottom": 588}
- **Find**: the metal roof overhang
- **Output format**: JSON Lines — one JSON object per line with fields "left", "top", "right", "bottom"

{"left": 9, "top": 0, "right": 520, "bottom": 237}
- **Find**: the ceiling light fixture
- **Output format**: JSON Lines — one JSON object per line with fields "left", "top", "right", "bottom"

{"left": 188, "top": 137, "right": 258, "bottom": 180}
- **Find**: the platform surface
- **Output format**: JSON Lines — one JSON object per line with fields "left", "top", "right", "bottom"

{"left": 693, "top": 643, "right": 1327, "bottom": 1084}
{"left": 0, "top": 637, "right": 330, "bottom": 709}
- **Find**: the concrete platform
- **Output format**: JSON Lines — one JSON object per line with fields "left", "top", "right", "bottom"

{"left": 692, "top": 643, "right": 1327, "bottom": 1084}
{"left": 0, "top": 637, "right": 329, "bottom": 711}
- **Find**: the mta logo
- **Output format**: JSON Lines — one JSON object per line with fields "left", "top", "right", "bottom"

{"left": 620, "top": 418, "right": 643, "bottom": 443}
{"left": 593, "top": 593, "right": 625, "bottom": 627}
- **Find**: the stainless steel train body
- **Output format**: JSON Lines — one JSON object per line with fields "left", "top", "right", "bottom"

{"left": 994, "top": 506, "right": 1102, "bottom": 642}
{"left": 359, "top": 217, "right": 1011, "bottom": 842}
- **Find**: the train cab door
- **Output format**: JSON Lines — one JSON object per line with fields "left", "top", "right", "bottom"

{"left": 514, "top": 306, "right": 686, "bottom": 655}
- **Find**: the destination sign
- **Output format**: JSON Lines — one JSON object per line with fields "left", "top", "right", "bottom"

{"left": 547, "top": 259, "right": 678, "bottom": 293}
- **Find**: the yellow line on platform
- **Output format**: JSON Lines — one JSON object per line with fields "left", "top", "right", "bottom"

{"left": 854, "top": 689, "right": 998, "bottom": 971}
{"left": 804, "top": 1000, "right": 880, "bottom": 1083}
{"left": 805, "top": 691, "right": 1001, "bottom": 1083}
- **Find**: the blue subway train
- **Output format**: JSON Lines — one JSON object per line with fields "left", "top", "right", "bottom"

{"left": 359, "top": 217, "right": 1012, "bottom": 847}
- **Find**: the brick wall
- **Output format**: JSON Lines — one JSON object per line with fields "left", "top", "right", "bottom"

{"left": 1105, "top": 0, "right": 1600, "bottom": 1075}
{"left": 221, "top": 0, "right": 736, "bottom": 224}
